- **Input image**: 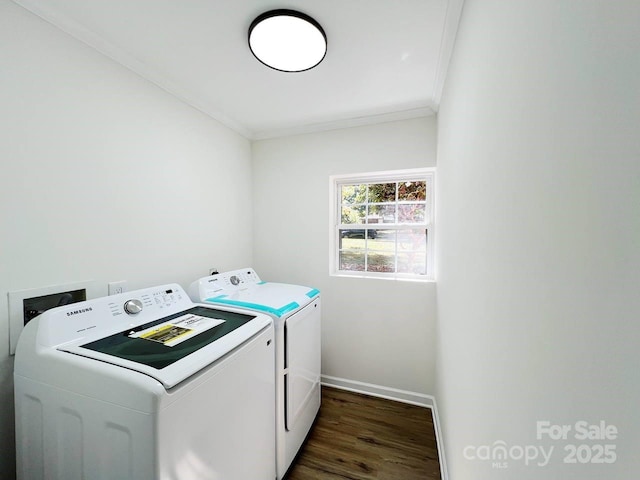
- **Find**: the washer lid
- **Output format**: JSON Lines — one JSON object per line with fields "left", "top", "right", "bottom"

{"left": 203, "top": 282, "right": 320, "bottom": 318}
{"left": 59, "top": 306, "right": 270, "bottom": 388}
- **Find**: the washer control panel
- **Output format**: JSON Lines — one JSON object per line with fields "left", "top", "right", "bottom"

{"left": 109, "top": 287, "right": 185, "bottom": 319}
{"left": 34, "top": 284, "right": 192, "bottom": 348}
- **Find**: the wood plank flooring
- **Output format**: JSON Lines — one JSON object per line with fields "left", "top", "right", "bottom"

{"left": 285, "top": 387, "right": 441, "bottom": 480}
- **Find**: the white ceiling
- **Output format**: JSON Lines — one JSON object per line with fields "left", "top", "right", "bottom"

{"left": 12, "top": 0, "right": 463, "bottom": 139}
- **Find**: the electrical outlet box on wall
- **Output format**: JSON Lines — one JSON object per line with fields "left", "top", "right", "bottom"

{"left": 8, "top": 280, "right": 104, "bottom": 355}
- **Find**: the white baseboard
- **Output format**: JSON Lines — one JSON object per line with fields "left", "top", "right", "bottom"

{"left": 321, "top": 374, "right": 432, "bottom": 407}
{"left": 320, "top": 375, "right": 448, "bottom": 480}
{"left": 430, "top": 395, "right": 449, "bottom": 480}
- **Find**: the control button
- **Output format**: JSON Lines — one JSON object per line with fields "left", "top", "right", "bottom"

{"left": 230, "top": 275, "right": 240, "bottom": 286}
{"left": 124, "top": 299, "right": 143, "bottom": 315}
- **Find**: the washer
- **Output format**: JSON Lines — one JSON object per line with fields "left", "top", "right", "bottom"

{"left": 189, "top": 268, "right": 321, "bottom": 479}
{"left": 14, "top": 284, "right": 275, "bottom": 480}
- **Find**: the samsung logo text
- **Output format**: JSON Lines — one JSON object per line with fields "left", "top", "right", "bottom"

{"left": 66, "top": 307, "right": 93, "bottom": 317}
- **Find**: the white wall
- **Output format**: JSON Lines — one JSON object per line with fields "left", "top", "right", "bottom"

{"left": 251, "top": 117, "right": 437, "bottom": 398}
{"left": 0, "top": 1, "right": 253, "bottom": 476}
{"left": 437, "top": 0, "right": 640, "bottom": 478}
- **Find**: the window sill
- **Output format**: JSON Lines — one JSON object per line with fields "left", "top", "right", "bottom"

{"left": 330, "top": 272, "right": 436, "bottom": 283}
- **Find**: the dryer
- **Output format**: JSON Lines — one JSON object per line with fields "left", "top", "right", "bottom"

{"left": 189, "top": 268, "right": 321, "bottom": 479}
{"left": 14, "top": 284, "right": 275, "bottom": 480}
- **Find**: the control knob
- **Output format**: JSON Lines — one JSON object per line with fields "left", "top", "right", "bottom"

{"left": 230, "top": 275, "right": 240, "bottom": 286}
{"left": 124, "top": 299, "right": 143, "bottom": 315}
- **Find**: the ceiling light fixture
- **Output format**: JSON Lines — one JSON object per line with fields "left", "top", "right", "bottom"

{"left": 248, "top": 9, "right": 327, "bottom": 72}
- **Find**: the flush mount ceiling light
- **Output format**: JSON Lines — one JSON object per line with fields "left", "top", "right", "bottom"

{"left": 248, "top": 9, "right": 327, "bottom": 72}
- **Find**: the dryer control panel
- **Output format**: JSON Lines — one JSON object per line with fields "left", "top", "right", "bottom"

{"left": 190, "top": 268, "right": 262, "bottom": 299}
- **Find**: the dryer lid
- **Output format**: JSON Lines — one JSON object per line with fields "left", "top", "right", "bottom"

{"left": 203, "top": 282, "right": 319, "bottom": 318}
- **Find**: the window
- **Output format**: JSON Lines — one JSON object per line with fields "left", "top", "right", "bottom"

{"left": 330, "top": 168, "right": 435, "bottom": 280}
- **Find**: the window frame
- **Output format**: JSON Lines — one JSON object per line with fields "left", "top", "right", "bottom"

{"left": 329, "top": 168, "right": 435, "bottom": 281}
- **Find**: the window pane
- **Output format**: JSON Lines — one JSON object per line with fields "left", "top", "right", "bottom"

{"left": 398, "top": 204, "right": 426, "bottom": 223}
{"left": 397, "top": 252, "right": 426, "bottom": 275}
{"left": 341, "top": 184, "right": 367, "bottom": 204}
{"left": 368, "top": 205, "right": 395, "bottom": 224}
{"left": 341, "top": 205, "right": 366, "bottom": 224}
{"left": 398, "top": 181, "right": 426, "bottom": 201}
{"left": 398, "top": 228, "right": 427, "bottom": 251}
{"left": 368, "top": 183, "right": 396, "bottom": 203}
{"left": 339, "top": 251, "right": 365, "bottom": 271}
{"left": 366, "top": 251, "right": 395, "bottom": 272}
{"left": 340, "top": 230, "right": 375, "bottom": 241}
{"left": 367, "top": 229, "right": 395, "bottom": 272}
{"left": 366, "top": 229, "right": 396, "bottom": 252}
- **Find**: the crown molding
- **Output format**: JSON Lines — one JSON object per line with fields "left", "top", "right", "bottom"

{"left": 432, "top": 0, "right": 466, "bottom": 107}
{"left": 250, "top": 106, "right": 435, "bottom": 141}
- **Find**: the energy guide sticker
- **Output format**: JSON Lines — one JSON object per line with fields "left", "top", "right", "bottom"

{"left": 129, "top": 314, "right": 225, "bottom": 347}
{"left": 138, "top": 324, "right": 192, "bottom": 346}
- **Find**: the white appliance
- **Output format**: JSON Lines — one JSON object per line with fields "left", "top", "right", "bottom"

{"left": 189, "top": 268, "right": 321, "bottom": 479}
{"left": 14, "top": 284, "right": 275, "bottom": 480}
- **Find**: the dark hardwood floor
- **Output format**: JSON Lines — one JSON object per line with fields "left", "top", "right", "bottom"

{"left": 285, "top": 387, "right": 441, "bottom": 480}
